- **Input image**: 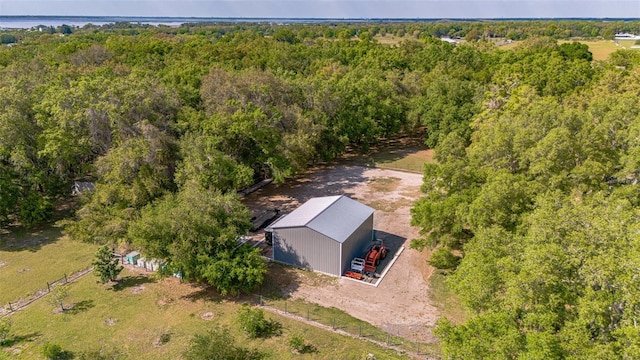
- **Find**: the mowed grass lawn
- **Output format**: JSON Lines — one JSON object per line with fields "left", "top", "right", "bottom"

{"left": 0, "top": 226, "right": 98, "bottom": 304}
{"left": 4, "top": 268, "right": 408, "bottom": 359}
{"left": 373, "top": 149, "right": 435, "bottom": 173}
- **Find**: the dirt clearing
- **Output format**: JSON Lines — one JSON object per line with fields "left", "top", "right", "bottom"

{"left": 243, "top": 164, "right": 440, "bottom": 343}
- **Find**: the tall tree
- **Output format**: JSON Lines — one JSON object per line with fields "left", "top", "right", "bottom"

{"left": 129, "top": 184, "right": 266, "bottom": 295}
{"left": 92, "top": 245, "right": 124, "bottom": 284}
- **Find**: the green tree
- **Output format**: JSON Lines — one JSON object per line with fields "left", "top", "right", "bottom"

{"left": 236, "top": 305, "right": 282, "bottom": 339}
{"left": 175, "top": 132, "right": 254, "bottom": 192}
{"left": 558, "top": 41, "right": 593, "bottom": 61}
{"left": 288, "top": 334, "right": 317, "bottom": 354}
{"left": 129, "top": 185, "right": 266, "bottom": 294}
{"left": 428, "top": 247, "right": 461, "bottom": 271}
{"left": 16, "top": 190, "right": 53, "bottom": 228}
{"left": 41, "top": 342, "right": 72, "bottom": 360}
{"left": 0, "top": 164, "right": 19, "bottom": 226}
{"left": 204, "top": 245, "right": 268, "bottom": 296}
{"left": 47, "top": 285, "right": 70, "bottom": 312}
{"left": 435, "top": 313, "right": 525, "bottom": 360}
{"left": 273, "top": 28, "right": 298, "bottom": 44}
{"left": 0, "top": 318, "right": 11, "bottom": 345}
{"left": 92, "top": 245, "right": 123, "bottom": 284}
{"left": 0, "top": 34, "right": 16, "bottom": 44}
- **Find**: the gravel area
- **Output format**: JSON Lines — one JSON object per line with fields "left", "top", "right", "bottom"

{"left": 243, "top": 164, "right": 439, "bottom": 343}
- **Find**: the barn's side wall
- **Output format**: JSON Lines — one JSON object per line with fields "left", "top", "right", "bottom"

{"left": 273, "top": 227, "right": 341, "bottom": 276}
{"left": 340, "top": 213, "right": 374, "bottom": 275}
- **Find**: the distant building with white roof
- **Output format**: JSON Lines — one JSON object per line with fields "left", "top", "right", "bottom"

{"left": 615, "top": 33, "right": 640, "bottom": 40}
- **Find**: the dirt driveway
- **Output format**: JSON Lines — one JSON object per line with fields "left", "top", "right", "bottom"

{"left": 243, "top": 164, "right": 440, "bottom": 343}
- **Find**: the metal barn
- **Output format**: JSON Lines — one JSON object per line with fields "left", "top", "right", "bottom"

{"left": 269, "top": 195, "right": 374, "bottom": 276}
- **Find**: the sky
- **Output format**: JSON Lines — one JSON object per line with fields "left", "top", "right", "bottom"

{"left": 0, "top": 0, "right": 639, "bottom": 19}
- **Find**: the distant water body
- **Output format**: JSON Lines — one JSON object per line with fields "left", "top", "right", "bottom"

{"left": 2, "top": 16, "right": 638, "bottom": 29}
{"left": 0, "top": 16, "right": 390, "bottom": 29}
{"left": 0, "top": 16, "right": 256, "bottom": 29}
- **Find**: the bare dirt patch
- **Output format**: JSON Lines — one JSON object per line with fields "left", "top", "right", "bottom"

{"left": 130, "top": 285, "right": 145, "bottom": 294}
{"left": 368, "top": 177, "right": 401, "bottom": 192}
{"left": 244, "top": 164, "right": 439, "bottom": 343}
{"left": 366, "top": 197, "right": 414, "bottom": 212}
{"left": 200, "top": 311, "right": 214, "bottom": 320}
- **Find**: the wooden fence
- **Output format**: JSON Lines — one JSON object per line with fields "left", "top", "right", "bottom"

{"left": 0, "top": 266, "right": 93, "bottom": 318}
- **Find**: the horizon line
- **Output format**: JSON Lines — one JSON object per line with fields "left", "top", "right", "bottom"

{"left": 2, "top": 15, "right": 640, "bottom": 21}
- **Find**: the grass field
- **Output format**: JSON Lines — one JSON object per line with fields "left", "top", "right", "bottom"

{"left": 373, "top": 149, "right": 435, "bottom": 173}
{"left": 0, "top": 224, "right": 410, "bottom": 359}
{"left": 3, "top": 267, "right": 408, "bottom": 359}
{"left": 262, "top": 297, "right": 440, "bottom": 358}
{"left": 374, "top": 34, "right": 408, "bottom": 45}
{"left": 428, "top": 272, "right": 467, "bottom": 325}
{"left": 0, "top": 227, "right": 98, "bottom": 304}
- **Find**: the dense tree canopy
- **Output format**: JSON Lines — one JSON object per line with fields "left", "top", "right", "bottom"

{"left": 2, "top": 20, "right": 640, "bottom": 326}
{"left": 412, "top": 44, "right": 640, "bottom": 357}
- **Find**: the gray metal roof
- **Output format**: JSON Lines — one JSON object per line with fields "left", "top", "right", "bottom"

{"left": 270, "top": 195, "right": 374, "bottom": 243}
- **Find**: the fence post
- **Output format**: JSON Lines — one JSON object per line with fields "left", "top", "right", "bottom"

{"left": 307, "top": 308, "right": 310, "bottom": 321}
{"left": 64, "top": 273, "right": 68, "bottom": 283}
{"left": 47, "top": 282, "right": 51, "bottom": 292}
{"left": 8, "top": 302, "right": 12, "bottom": 312}
{"left": 332, "top": 317, "right": 336, "bottom": 330}
{"left": 284, "top": 301, "right": 287, "bottom": 314}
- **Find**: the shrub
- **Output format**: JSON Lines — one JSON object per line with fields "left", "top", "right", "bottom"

{"left": 159, "top": 333, "right": 171, "bottom": 344}
{"left": 41, "top": 342, "right": 71, "bottom": 360}
{"left": 183, "top": 326, "right": 264, "bottom": 360}
{"left": 0, "top": 318, "right": 11, "bottom": 345}
{"left": 288, "top": 334, "right": 305, "bottom": 352}
{"left": 0, "top": 34, "right": 16, "bottom": 44}
{"left": 288, "top": 334, "right": 317, "bottom": 354}
{"left": 428, "top": 247, "right": 461, "bottom": 270}
{"left": 76, "top": 349, "right": 122, "bottom": 360}
{"left": 17, "top": 191, "right": 53, "bottom": 228}
{"left": 237, "top": 305, "right": 282, "bottom": 339}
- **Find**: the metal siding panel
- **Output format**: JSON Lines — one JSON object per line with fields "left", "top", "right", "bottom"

{"left": 273, "top": 227, "right": 340, "bottom": 276}
{"left": 340, "top": 214, "right": 374, "bottom": 274}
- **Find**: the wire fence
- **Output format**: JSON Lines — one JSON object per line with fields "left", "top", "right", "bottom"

{"left": 0, "top": 266, "right": 93, "bottom": 319}
{"left": 253, "top": 295, "right": 439, "bottom": 359}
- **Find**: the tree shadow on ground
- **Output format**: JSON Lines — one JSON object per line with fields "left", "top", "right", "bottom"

{"left": 180, "top": 284, "right": 224, "bottom": 303}
{"left": 0, "top": 199, "right": 79, "bottom": 253}
{"left": 1, "top": 331, "right": 41, "bottom": 348}
{"left": 180, "top": 262, "right": 302, "bottom": 305}
{"left": 343, "top": 135, "right": 429, "bottom": 168}
{"left": 111, "top": 275, "right": 156, "bottom": 292}
{"left": 65, "top": 299, "right": 95, "bottom": 315}
{"left": 242, "top": 164, "right": 369, "bottom": 215}
{"left": 0, "top": 225, "right": 63, "bottom": 253}
{"left": 257, "top": 262, "right": 301, "bottom": 300}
